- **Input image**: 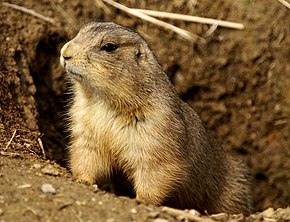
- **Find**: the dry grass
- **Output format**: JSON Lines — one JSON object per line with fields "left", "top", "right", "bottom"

{"left": 277, "top": 0, "right": 290, "bottom": 9}
{"left": 133, "top": 9, "right": 245, "bottom": 30}
{"left": 100, "top": 0, "right": 245, "bottom": 42}
{"left": 2, "top": 2, "right": 56, "bottom": 24}
{"left": 100, "top": 0, "right": 205, "bottom": 42}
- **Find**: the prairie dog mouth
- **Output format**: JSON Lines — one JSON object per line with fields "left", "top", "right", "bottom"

{"left": 60, "top": 57, "right": 83, "bottom": 78}
{"left": 66, "top": 69, "right": 83, "bottom": 79}
{"left": 67, "top": 69, "right": 79, "bottom": 75}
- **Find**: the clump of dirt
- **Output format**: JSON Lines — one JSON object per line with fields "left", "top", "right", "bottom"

{"left": 0, "top": 0, "right": 289, "bottom": 221}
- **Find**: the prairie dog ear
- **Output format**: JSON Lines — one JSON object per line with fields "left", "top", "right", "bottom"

{"left": 135, "top": 45, "right": 146, "bottom": 61}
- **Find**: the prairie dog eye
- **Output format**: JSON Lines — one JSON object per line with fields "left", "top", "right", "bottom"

{"left": 100, "top": 43, "right": 118, "bottom": 52}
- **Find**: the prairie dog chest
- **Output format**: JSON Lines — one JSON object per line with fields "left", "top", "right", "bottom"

{"left": 70, "top": 92, "right": 160, "bottom": 162}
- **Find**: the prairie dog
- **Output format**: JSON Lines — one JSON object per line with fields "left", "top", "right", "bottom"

{"left": 60, "top": 22, "right": 252, "bottom": 214}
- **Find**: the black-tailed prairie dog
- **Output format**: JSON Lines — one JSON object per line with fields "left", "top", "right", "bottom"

{"left": 60, "top": 22, "right": 252, "bottom": 214}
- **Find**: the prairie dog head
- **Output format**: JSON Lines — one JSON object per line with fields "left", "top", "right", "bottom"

{"left": 60, "top": 22, "right": 160, "bottom": 104}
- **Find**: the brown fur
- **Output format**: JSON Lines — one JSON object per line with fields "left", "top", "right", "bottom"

{"left": 60, "top": 22, "right": 252, "bottom": 214}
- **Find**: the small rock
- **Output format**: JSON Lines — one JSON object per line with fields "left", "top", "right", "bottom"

{"left": 153, "top": 219, "right": 169, "bottom": 222}
{"left": 0, "top": 195, "right": 4, "bottom": 204}
{"left": 0, "top": 208, "right": 3, "bottom": 216}
{"left": 274, "top": 104, "right": 281, "bottom": 112}
{"left": 75, "top": 200, "right": 86, "bottom": 206}
{"left": 248, "top": 213, "right": 263, "bottom": 221}
{"left": 33, "top": 163, "right": 42, "bottom": 169}
{"left": 148, "top": 211, "right": 160, "bottom": 218}
{"left": 189, "top": 209, "right": 201, "bottom": 216}
{"left": 262, "top": 207, "right": 275, "bottom": 218}
{"left": 41, "top": 165, "right": 60, "bottom": 176}
{"left": 230, "top": 213, "right": 245, "bottom": 221}
{"left": 275, "top": 207, "right": 290, "bottom": 220}
{"left": 106, "top": 219, "right": 115, "bottom": 222}
{"left": 131, "top": 208, "right": 137, "bottom": 214}
{"left": 92, "top": 184, "right": 99, "bottom": 192}
{"left": 41, "top": 183, "right": 56, "bottom": 194}
{"left": 210, "top": 212, "right": 228, "bottom": 220}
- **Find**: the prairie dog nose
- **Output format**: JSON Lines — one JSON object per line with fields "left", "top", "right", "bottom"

{"left": 61, "top": 41, "right": 76, "bottom": 60}
{"left": 60, "top": 41, "right": 77, "bottom": 68}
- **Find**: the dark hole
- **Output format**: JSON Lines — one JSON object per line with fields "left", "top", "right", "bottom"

{"left": 30, "top": 34, "right": 69, "bottom": 166}
{"left": 255, "top": 173, "right": 268, "bottom": 181}
{"left": 237, "top": 148, "right": 248, "bottom": 155}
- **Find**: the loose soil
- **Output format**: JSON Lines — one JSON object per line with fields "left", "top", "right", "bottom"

{"left": 0, "top": 0, "right": 289, "bottom": 221}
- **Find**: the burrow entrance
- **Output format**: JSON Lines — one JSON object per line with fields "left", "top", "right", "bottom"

{"left": 30, "top": 33, "right": 70, "bottom": 166}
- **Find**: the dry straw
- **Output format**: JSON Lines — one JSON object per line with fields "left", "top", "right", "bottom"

{"left": 100, "top": 0, "right": 245, "bottom": 42}
{"left": 2, "top": 2, "right": 56, "bottom": 24}
{"left": 100, "top": 0, "right": 205, "bottom": 42}
{"left": 134, "top": 9, "right": 245, "bottom": 30}
{"left": 277, "top": 0, "right": 290, "bottom": 9}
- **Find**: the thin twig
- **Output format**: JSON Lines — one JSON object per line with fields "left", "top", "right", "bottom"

{"left": 4, "top": 129, "right": 17, "bottom": 151}
{"left": 37, "top": 137, "right": 46, "bottom": 159}
{"left": 0, "top": 151, "right": 20, "bottom": 158}
{"left": 94, "top": 0, "right": 111, "bottom": 14}
{"left": 274, "top": 118, "right": 289, "bottom": 126}
{"left": 100, "top": 0, "right": 205, "bottom": 42}
{"left": 277, "top": 0, "right": 290, "bottom": 9}
{"left": 134, "top": 9, "right": 245, "bottom": 30}
{"left": 2, "top": 2, "right": 56, "bottom": 24}
{"left": 203, "top": 22, "right": 219, "bottom": 38}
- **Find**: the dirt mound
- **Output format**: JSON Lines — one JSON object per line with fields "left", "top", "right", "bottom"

{"left": 0, "top": 0, "right": 289, "bottom": 221}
